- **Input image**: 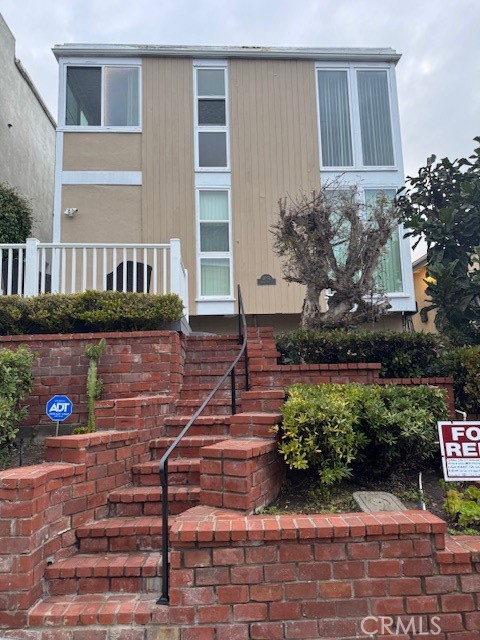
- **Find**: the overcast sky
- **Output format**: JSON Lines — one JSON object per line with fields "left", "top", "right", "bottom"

{"left": 1, "top": 0, "right": 479, "bottom": 182}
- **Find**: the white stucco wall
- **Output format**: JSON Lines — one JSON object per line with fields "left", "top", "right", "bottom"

{"left": 0, "top": 13, "right": 55, "bottom": 241}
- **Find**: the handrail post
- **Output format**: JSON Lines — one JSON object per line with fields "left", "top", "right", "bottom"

{"left": 231, "top": 368, "right": 236, "bottom": 415}
{"left": 24, "top": 238, "right": 39, "bottom": 297}
{"left": 158, "top": 459, "right": 169, "bottom": 604}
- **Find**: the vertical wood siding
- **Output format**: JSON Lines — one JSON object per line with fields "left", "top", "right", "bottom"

{"left": 142, "top": 58, "right": 196, "bottom": 312}
{"left": 229, "top": 59, "right": 321, "bottom": 314}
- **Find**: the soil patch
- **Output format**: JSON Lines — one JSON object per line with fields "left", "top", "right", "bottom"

{"left": 0, "top": 440, "right": 45, "bottom": 471}
{"left": 262, "top": 466, "right": 475, "bottom": 535}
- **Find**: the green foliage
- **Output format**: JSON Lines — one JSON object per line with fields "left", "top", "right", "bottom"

{"left": 439, "top": 345, "right": 480, "bottom": 414}
{"left": 0, "top": 183, "right": 33, "bottom": 243}
{"left": 84, "top": 338, "right": 106, "bottom": 432}
{"left": 72, "top": 425, "right": 95, "bottom": 435}
{"left": 0, "top": 346, "right": 34, "bottom": 446}
{"left": 444, "top": 486, "right": 480, "bottom": 528}
{"left": 277, "top": 384, "right": 368, "bottom": 495}
{"left": 397, "top": 137, "right": 480, "bottom": 345}
{"left": 0, "top": 291, "right": 184, "bottom": 335}
{"left": 278, "top": 383, "right": 448, "bottom": 494}
{"left": 275, "top": 328, "right": 444, "bottom": 378}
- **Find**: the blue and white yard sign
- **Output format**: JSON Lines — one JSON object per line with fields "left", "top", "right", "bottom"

{"left": 46, "top": 395, "right": 73, "bottom": 422}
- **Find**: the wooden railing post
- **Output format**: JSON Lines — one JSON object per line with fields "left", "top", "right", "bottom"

{"left": 24, "top": 238, "right": 39, "bottom": 297}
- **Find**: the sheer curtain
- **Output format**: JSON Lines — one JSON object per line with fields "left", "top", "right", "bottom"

{"left": 317, "top": 71, "right": 353, "bottom": 167}
{"left": 357, "top": 71, "right": 394, "bottom": 166}
{"left": 364, "top": 189, "right": 403, "bottom": 292}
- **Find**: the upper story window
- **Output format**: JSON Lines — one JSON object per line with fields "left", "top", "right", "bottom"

{"left": 194, "top": 65, "right": 229, "bottom": 170}
{"left": 63, "top": 62, "right": 140, "bottom": 130}
{"left": 317, "top": 65, "right": 395, "bottom": 169}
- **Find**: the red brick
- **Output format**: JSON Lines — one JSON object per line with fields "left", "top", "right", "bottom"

{"left": 284, "top": 581, "right": 317, "bottom": 600}
{"left": 371, "top": 597, "right": 405, "bottom": 615}
{"left": 381, "top": 540, "right": 414, "bottom": 558}
{"left": 348, "top": 541, "right": 380, "bottom": 559}
{"left": 195, "top": 567, "right": 229, "bottom": 586}
{"left": 233, "top": 603, "right": 267, "bottom": 622}
{"left": 332, "top": 560, "right": 364, "bottom": 579}
{"left": 216, "top": 624, "right": 250, "bottom": 640}
{"left": 389, "top": 577, "right": 422, "bottom": 595}
{"left": 249, "top": 622, "right": 284, "bottom": 640}
{"left": 425, "top": 575, "right": 458, "bottom": 594}
{"left": 335, "top": 598, "right": 369, "bottom": 617}
{"left": 231, "top": 565, "right": 263, "bottom": 584}
{"left": 183, "top": 550, "right": 212, "bottom": 568}
{"left": 198, "top": 605, "right": 230, "bottom": 624}
{"left": 441, "top": 593, "right": 475, "bottom": 612}
{"left": 460, "top": 574, "right": 480, "bottom": 592}
{"left": 212, "top": 548, "right": 245, "bottom": 566}
{"left": 319, "top": 581, "right": 351, "bottom": 599}
{"left": 297, "top": 561, "right": 331, "bottom": 580}
{"left": 301, "top": 601, "right": 336, "bottom": 618}
{"left": 368, "top": 559, "right": 401, "bottom": 577}
{"left": 269, "top": 601, "right": 301, "bottom": 620}
{"left": 314, "top": 542, "right": 346, "bottom": 561}
{"left": 250, "top": 584, "right": 282, "bottom": 602}
{"left": 217, "top": 585, "right": 249, "bottom": 604}
{"left": 245, "top": 547, "right": 277, "bottom": 564}
{"left": 182, "top": 628, "right": 216, "bottom": 640}
{"left": 321, "top": 618, "right": 357, "bottom": 637}
{"left": 465, "top": 611, "right": 480, "bottom": 630}
{"left": 406, "top": 595, "right": 439, "bottom": 613}
{"left": 403, "top": 558, "right": 434, "bottom": 576}
{"left": 284, "top": 620, "right": 319, "bottom": 638}
{"left": 264, "top": 563, "right": 296, "bottom": 582}
{"left": 279, "top": 545, "right": 312, "bottom": 562}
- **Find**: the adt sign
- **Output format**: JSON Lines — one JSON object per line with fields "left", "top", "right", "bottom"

{"left": 46, "top": 395, "right": 73, "bottom": 422}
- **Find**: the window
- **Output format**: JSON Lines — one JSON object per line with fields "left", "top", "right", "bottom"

{"left": 317, "top": 67, "right": 395, "bottom": 168}
{"left": 195, "top": 67, "right": 228, "bottom": 169}
{"left": 65, "top": 65, "right": 140, "bottom": 128}
{"left": 198, "top": 190, "right": 231, "bottom": 297}
{"left": 364, "top": 189, "right": 403, "bottom": 292}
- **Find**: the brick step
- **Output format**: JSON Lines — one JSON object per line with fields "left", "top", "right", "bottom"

{"left": 44, "top": 552, "right": 162, "bottom": 596}
{"left": 132, "top": 458, "right": 200, "bottom": 486}
{"left": 163, "top": 414, "right": 230, "bottom": 437}
{"left": 229, "top": 412, "right": 282, "bottom": 438}
{"left": 184, "top": 353, "right": 244, "bottom": 365}
{"left": 182, "top": 371, "right": 245, "bottom": 385}
{"left": 28, "top": 593, "right": 162, "bottom": 627}
{"left": 76, "top": 515, "right": 173, "bottom": 552}
{"left": 149, "top": 435, "right": 227, "bottom": 458}
{"left": 175, "top": 398, "right": 242, "bottom": 415}
{"left": 108, "top": 485, "right": 200, "bottom": 516}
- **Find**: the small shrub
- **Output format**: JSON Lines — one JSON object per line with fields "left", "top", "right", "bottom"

{"left": 277, "top": 383, "right": 449, "bottom": 494}
{"left": 0, "top": 291, "right": 185, "bottom": 335}
{"left": 444, "top": 485, "right": 480, "bottom": 529}
{"left": 277, "top": 384, "right": 368, "bottom": 494}
{"left": 440, "top": 346, "right": 480, "bottom": 414}
{"left": 0, "top": 346, "right": 34, "bottom": 446}
{"left": 84, "top": 338, "right": 106, "bottom": 432}
{"left": 275, "top": 329, "right": 444, "bottom": 378}
{"left": 0, "top": 183, "right": 33, "bottom": 243}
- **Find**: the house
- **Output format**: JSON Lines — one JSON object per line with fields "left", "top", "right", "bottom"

{"left": 412, "top": 254, "right": 437, "bottom": 333}
{"left": 0, "top": 13, "right": 55, "bottom": 241}
{"left": 52, "top": 43, "right": 415, "bottom": 331}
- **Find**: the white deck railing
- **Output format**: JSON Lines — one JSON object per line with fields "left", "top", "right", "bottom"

{"left": 0, "top": 238, "right": 189, "bottom": 320}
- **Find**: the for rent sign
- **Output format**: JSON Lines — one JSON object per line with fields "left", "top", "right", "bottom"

{"left": 438, "top": 421, "right": 480, "bottom": 481}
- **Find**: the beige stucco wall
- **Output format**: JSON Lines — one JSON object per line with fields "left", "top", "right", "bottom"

{"left": 141, "top": 57, "right": 196, "bottom": 313}
{"left": 229, "top": 59, "right": 321, "bottom": 316}
{"left": 0, "top": 13, "right": 55, "bottom": 241}
{"left": 61, "top": 185, "right": 142, "bottom": 243}
{"left": 63, "top": 133, "right": 142, "bottom": 171}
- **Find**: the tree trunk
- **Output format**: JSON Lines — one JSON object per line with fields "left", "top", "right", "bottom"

{"left": 300, "top": 284, "right": 322, "bottom": 328}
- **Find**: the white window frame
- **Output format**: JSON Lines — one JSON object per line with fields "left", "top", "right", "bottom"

{"left": 195, "top": 187, "right": 234, "bottom": 301}
{"left": 58, "top": 57, "right": 142, "bottom": 132}
{"left": 315, "top": 61, "right": 399, "bottom": 172}
{"left": 193, "top": 61, "right": 230, "bottom": 172}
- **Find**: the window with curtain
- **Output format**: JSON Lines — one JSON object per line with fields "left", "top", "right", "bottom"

{"left": 357, "top": 71, "right": 394, "bottom": 166}
{"left": 65, "top": 65, "right": 140, "bottom": 127}
{"left": 317, "top": 66, "right": 395, "bottom": 168}
{"left": 199, "top": 190, "right": 231, "bottom": 296}
{"left": 364, "top": 189, "right": 403, "bottom": 293}
{"left": 196, "top": 68, "right": 228, "bottom": 169}
{"left": 317, "top": 70, "right": 353, "bottom": 167}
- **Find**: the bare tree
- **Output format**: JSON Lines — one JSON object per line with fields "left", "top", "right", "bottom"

{"left": 271, "top": 182, "right": 399, "bottom": 329}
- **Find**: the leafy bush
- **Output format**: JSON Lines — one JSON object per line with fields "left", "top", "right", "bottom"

{"left": 444, "top": 485, "right": 480, "bottom": 528}
{"left": 277, "top": 383, "right": 448, "bottom": 493}
{"left": 0, "top": 291, "right": 184, "bottom": 335}
{"left": 275, "top": 329, "right": 444, "bottom": 378}
{"left": 276, "top": 383, "right": 368, "bottom": 493}
{"left": 440, "top": 346, "right": 480, "bottom": 414}
{"left": 0, "top": 183, "right": 33, "bottom": 243}
{"left": 0, "top": 346, "right": 34, "bottom": 446}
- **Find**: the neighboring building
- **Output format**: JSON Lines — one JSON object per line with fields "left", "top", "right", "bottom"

{"left": 412, "top": 254, "right": 437, "bottom": 333}
{"left": 52, "top": 44, "right": 415, "bottom": 330}
{"left": 0, "top": 13, "right": 55, "bottom": 241}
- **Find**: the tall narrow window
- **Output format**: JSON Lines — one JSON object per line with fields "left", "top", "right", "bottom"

{"left": 365, "top": 189, "right": 403, "bottom": 292}
{"left": 196, "top": 68, "right": 228, "bottom": 169}
{"left": 317, "top": 70, "right": 353, "bottom": 167}
{"left": 357, "top": 71, "right": 394, "bottom": 166}
{"left": 198, "top": 190, "right": 231, "bottom": 296}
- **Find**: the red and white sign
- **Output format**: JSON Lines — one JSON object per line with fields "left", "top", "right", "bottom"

{"left": 438, "top": 421, "right": 480, "bottom": 482}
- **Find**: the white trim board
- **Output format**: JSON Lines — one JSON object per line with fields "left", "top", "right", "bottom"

{"left": 61, "top": 171, "right": 142, "bottom": 185}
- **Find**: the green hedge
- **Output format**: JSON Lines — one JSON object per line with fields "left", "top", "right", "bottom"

{"left": 440, "top": 346, "right": 480, "bottom": 415}
{"left": 275, "top": 329, "right": 444, "bottom": 378}
{"left": 0, "top": 291, "right": 184, "bottom": 335}
{"left": 277, "top": 383, "right": 448, "bottom": 493}
{"left": 0, "top": 346, "right": 34, "bottom": 445}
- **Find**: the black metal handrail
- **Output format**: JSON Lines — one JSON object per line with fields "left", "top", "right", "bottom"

{"left": 157, "top": 285, "right": 249, "bottom": 603}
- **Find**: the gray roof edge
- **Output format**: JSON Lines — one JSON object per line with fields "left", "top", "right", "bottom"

{"left": 52, "top": 43, "right": 401, "bottom": 63}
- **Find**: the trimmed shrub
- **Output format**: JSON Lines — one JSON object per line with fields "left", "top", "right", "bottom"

{"left": 0, "top": 291, "right": 184, "bottom": 335}
{"left": 440, "top": 345, "right": 480, "bottom": 415}
{"left": 277, "top": 383, "right": 449, "bottom": 493}
{"left": 275, "top": 329, "right": 445, "bottom": 378}
{"left": 0, "top": 346, "right": 34, "bottom": 445}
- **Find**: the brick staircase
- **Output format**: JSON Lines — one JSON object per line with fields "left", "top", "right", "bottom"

{"left": 17, "top": 331, "right": 285, "bottom": 634}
